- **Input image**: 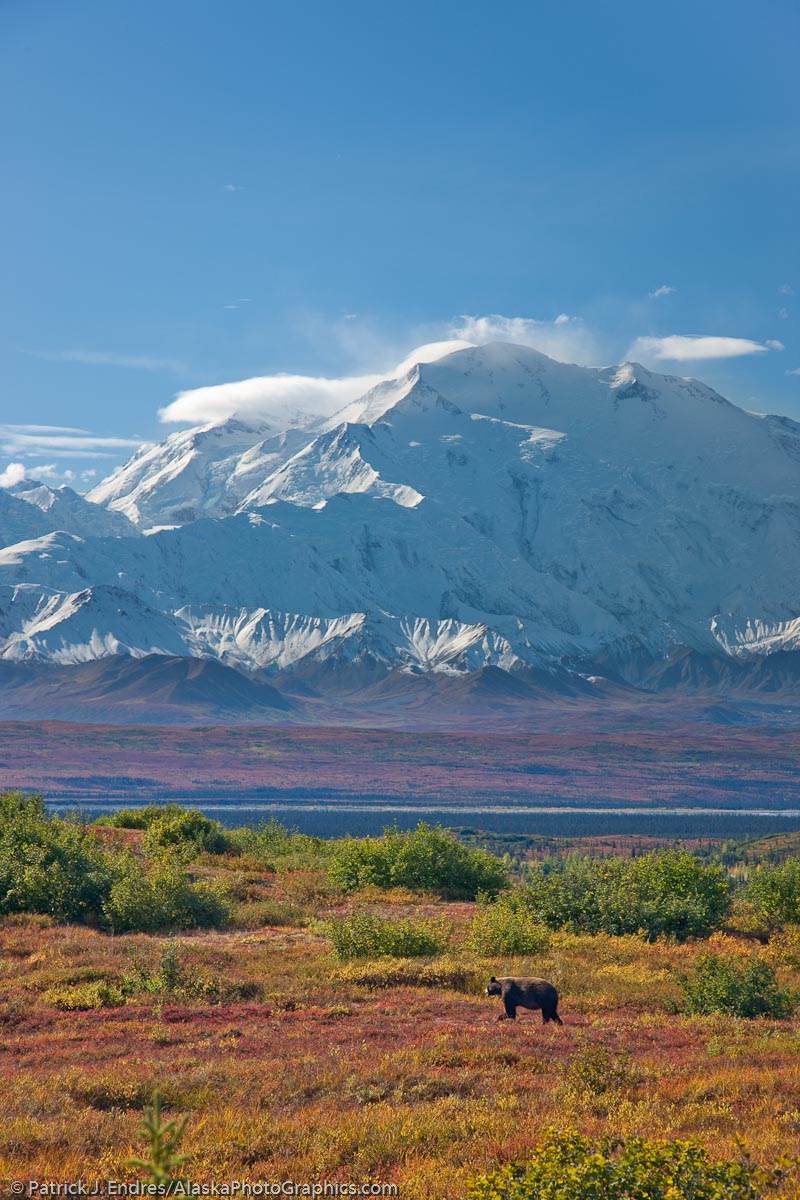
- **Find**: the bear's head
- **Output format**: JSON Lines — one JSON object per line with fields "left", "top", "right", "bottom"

{"left": 485, "top": 977, "right": 502, "bottom": 997}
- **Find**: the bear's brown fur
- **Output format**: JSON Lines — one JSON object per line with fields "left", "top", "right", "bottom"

{"left": 486, "top": 975, "right": 563, "bottom": 1023}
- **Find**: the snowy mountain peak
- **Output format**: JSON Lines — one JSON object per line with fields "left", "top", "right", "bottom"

{"left": 5, "top": 340, "right": 800, "bottom": 691}
{"left": 87, "top": 414, "right": 283, "bottom": 528}
{"left": 1, "top": 478, "right": 139, "bottom": 548}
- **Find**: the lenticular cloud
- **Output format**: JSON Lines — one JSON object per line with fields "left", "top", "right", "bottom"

{"left": 158, "top": 339, "right": 473, "bottom": 426}
{"left": 627, "top": 335, "right": 771, "bottom": 362}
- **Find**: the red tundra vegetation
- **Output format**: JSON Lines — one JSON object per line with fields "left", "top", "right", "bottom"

{"left": 2, "top": 801, "right": 800, "bottom": 1197}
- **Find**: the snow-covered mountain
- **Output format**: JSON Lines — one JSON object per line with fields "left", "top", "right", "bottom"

{"left": 1, "top": 480, "right": 138, "bottom": 548}
{"left": 4, "top": 341, "right": 800, "bottom": 699}
{"left": 86, "top": 416, "right": 281, "bottom": 528}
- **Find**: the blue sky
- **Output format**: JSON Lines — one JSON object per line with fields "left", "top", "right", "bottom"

{"left": 1, "top": 0, "right": 798, "bottom": 487}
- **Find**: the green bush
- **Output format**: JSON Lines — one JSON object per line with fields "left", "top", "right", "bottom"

{"left": 226, "top": 898, "right": 308, "bottom": 929}
{"left": 103, "top": 861, "right": 229, "bottom": 933}
{"left": 562, "top": 1044, "right": 638, "bottom": 1102}
{"left": 329, "top": 822, "right": 508, "bottom": 900}
{"left": 142, "top": 809, "right": 229, "bottom": 859}
{"left": 524, "top": 851, "right": 731, "bottom": 941}
{"left": 319, "top": 912, "right": 451, "bottom": 960}
{"left": 467, "top": 1128, "right": 793, "bottom": 1199}
{"left": 95, "top": 804, "right": 188, "bottom": 830}
{"left": 336, "top": 954, "right": 484, "bottom": 992}
{"left": 0, "top": 791, "right": 118, "bottom": 922}
{"left": 522, "top": 856, "right": 601, "bottom": 933}
{"left": 43, "top": 980, "right": 126, "bottom": 1010}
{"left": 680, "top": 952, "right": 798, "bottom": 1018}
{"left": 745, "top": 860, "right": 800, "bottom": 929}
{"left": 124, "top": 941, "right": 226, "bottom": 1001}
{"left": 228, "top": 818, "right": 330, "bottom": 871}
{"left": 0, "top": 792, "right": 229, "bottom": 933}
{"left": 469, "top": 893, "right": 550, "bottom": 956}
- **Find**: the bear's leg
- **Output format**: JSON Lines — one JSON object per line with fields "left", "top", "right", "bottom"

{"left": 543, "top": 1006, "right": 563, "bottom": 1025}
{"left": 500, "top": 998, "right": 517, "bottom": 1021}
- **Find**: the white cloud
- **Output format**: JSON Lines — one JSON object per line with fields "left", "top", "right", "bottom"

{"left": 12, "top": 462, "right": 80, "bottom": 486}
{"left": 0, "top": 462, "right": 26, "bottom": 488}
{"left": 6, "top": 423, "right": 91, "bottom": 434}
{"left": 159, "top": 372, "right": 388, "bottom": 426}
{"left": 626, "top": 334, "right": 772, "bottom": 363}
{"left": 448, "top": 313, "right": 602, "bottom": 365}
{"left": 779, "top": 307, "right": 789, "bottom": 320}
{"left": 0, "top": 424, "right": 142, "bottom": 459}
{"left": 787, "top": 368, "right": 800, "bottom": 376}
{"left": 766, "top": 340, "right": 785, "bottom": 351}
{"left": 159, "top": 339, "right": 473, "bottom": 426}
{"left": 779, "top": 285, "right": 794, "bottom": 296}
{"left": 2, "top": 434, "right": 141, "bottom": 452}
{"left": 393, "top": 339, "right": 474, "bottom": 375}
{"left": 648, "top": 285, "right": 677, "bottom": 299}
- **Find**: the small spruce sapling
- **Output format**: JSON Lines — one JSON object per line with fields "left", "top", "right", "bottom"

{"left": 126, "top": 1090, "right": 190, "bottom": 1186}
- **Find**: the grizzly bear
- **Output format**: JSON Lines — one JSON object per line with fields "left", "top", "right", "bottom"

{"left": 486, "top": 976, "right": 563, "bottom": 1023}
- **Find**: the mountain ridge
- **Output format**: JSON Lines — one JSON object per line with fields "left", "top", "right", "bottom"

{"left": 2, "top": 340, "right": 800, "bottom": 717}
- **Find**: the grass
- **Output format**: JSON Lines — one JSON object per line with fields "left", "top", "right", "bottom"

{"left": 3, "top": 817, "right": 800, "bottom": 1196}
{"left": 3, "top": 906, "right": 800, "bottom": 1195}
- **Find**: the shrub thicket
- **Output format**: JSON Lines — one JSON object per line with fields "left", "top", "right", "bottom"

{"left": 98, "top": 804, "right": 229, "bottom": 857}
{"left": 467, "top": 1129, "right": 793, "bottom": 1199}
{"left": 680, "top": 951, "right": 798, "bottom": 1019}
{"left": 0, "top": 792, "right": 228, "bottom": 932}
{"left": 329, "top": 822, "right": 508, "bottom": 899}
{"left": 0, "top": 792, "right": 117, "bottom": 922}
{"left": 228, "top": 818, "right": 329, "bottom": 871}
{"left": 336, "top": 955, "right": 484, "bottom": 991}
{"left": 320, "top": 911, "right": 451, "bottom": 959}
{"left": 469, "top": 892, "right": 550, "bottom": 956}
{"left": 43, "top": 980, "right": 126, "bottom": 1010}
{"left": 524, "top": 851, "right": 731, "bottom": 941}
{"left": 142, "top": 809, "right": 229, "bottom": 858}
{"left": 745, "top": 860, "right": 800, "bottom": 929}
{"left": 103, "top": 860, "right": 229, "bottom": 932}
{"left": 96, "top": 804, "right": 187, "bottom": 830}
